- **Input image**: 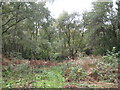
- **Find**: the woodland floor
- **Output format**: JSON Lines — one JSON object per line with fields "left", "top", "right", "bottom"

{"left": 1, "top": 55, "right": 119, "bottom": 88}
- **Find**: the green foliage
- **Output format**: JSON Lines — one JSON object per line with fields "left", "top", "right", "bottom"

{"left": 2, "top": 1, "right": 120, "bottom": 60}
{"left": 93, "top": 46, "right": 106, "bottom": 55}
{"left": 2, "top": 63, "right": 30, "bottom": 78}
{"left": 103, "top": 47, "right": 118, "bottom": 63}
{"left": 63, "top": 62, "right": 87, "bottom": 82}
{"left": 12, "top": 64, "right": 29, "bottom": 73}
{"left": 11, "top": 52, "right": 23, "bottom": 59}
{"left": 33, "top": 67, "right": 65, "bottom": 88}
{"left": 2, "top": 65, "right": 65, "bottom": 88}
{"left": 91, "top": 47, "right": 118, "bottom": 83}
{"left": 83, "top": 1, "right": 120, "bottom": 55}
{"left": 2, "top": 2, "right": 55, "bottom": 60}
{"left": 93, "top": 61, "right": 118, "bottom": 83}
{"left": 2, "top": 58, "right": 118, "bottom": 88}
{"left": 57, "top": 11, "right": 85, "bottom": 57}
{"left": 2, "top": 1, "right": 120, "bottom": 88}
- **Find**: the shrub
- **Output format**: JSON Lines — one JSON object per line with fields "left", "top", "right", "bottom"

{"left": 102, "top": 47, "right": 118, "bottom": 63}
{"left": 11, "top": 52, "right": 23, "bottom": 59}
{"left": 91, "top": 47, "right": 119, "bottom": 82}
{"left": 63, "top": 62, "right": 87, "bottom": 82}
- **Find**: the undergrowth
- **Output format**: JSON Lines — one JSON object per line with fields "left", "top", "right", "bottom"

{"left": 2, "top": 47, "right": 119, "bottom": 88}
{"left": 91, "top": 47, "right": 119, "bottom": 83}
{"left": 2, "top": 65, "right": 65, "bottom": 88}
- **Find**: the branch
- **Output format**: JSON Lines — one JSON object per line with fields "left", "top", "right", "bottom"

{"left": 2, "top": 16, "right": 15, "bottom": 27}
{"left": 2, "top": 17, "right": 27, "bottom": 34}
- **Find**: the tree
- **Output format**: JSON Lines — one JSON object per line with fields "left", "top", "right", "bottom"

{"left": 57, "top": 11, "right": 85, "bottom": 58}
{"left": 116, "top": 1, "right": 120, "bottom": 51}
{"left": 83, "top": 1, "right": 119, "bottom": 55}
{"left": 2, "top": 2, "right": 53, "bottom": 59}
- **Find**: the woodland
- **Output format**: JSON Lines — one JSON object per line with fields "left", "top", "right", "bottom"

{"left": 1, "top": 0, "right": 120, "bottom": 88}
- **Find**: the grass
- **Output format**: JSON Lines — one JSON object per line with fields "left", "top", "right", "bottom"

{"left": 2, "top": 65, "right": 66, "bottom": 88}
{"left": 2, "top": 55, "right": 119, "bottom": 88}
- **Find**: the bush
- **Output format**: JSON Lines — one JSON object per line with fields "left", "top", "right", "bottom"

{"left": 92, "top": 62, "right": 117, "bottom": 82}
{"left": 91, "top": 47, "right": 119, "bottom": 83}
{"left": 2, "top": 63, "right": 31, "bottom": 77}
{"left": 12, "top": 63, "right": 29, "bottom": 73}
{"left": 102, "top": 47, "right": 118, "bottom": 63}
{"left": 13, "top": 52, "right": 23, "bottom": 59}
{"left": 63, "top": 62, "right": 87, "bottom": 82}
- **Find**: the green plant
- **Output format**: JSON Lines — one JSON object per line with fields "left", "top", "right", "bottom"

{"left": 11, "top": 52, "right": 23, "bottom": 59}
{"left": 102, "top": 47, "right": 118, "bottom": 63}
{"left": 92, "top": 61, "right": 118, "bottom": 82}
{"left": 33, "top": 66, "right": 65, "bottom": 88}
{"left": 12, "top": 63, "right": 30, "bottom": 73}
{"left": 91, "top": 47, "right": 119, "bottom": 82}
{"left": 63, "top": 62, "right": 87, "bottom": 82}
